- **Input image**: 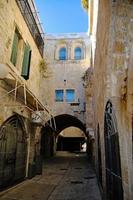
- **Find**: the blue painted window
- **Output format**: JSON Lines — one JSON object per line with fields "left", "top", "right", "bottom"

{"left": 66, "top": 89, "right": 75, "bottom": 102}
{"left": 55, "top": 90, "right": 64, "bottom": 102}
{"left": 59, "top": 48, "right": 66, "bottom": 60}
{"left": 75, "top": 47, "right": 82, "bottom": 60}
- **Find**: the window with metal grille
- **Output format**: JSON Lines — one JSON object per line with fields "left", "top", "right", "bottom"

{"left": 55, "top": 90, "right": 64, "bottom": 102}
{"left": 16, "top": 0, "right": 44, "bottom": 56}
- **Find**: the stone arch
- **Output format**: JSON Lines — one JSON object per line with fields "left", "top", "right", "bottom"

{"left": 40, "top": 114, "right": 86, "bottom": 157}
{"left": 0, "top": 114, "right": 27, "bottom": 189}
{"left": 50, "top": 114, "right": 86, "bottom": 136}
{"left": 104, "top": 100, "right": 123, "bottom": 200}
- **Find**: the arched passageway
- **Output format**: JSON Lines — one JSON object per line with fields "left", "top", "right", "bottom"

{"left": 52, "top": 114, "right": 86, "bottom": 136}
{"left": 57, "top": 127, "right": 86, "bottom": 152}
{"left": 0, "top": 115, "right": 27, "bottom": 189}
{"left": 104, "top": 101, "right": 123, "bottom": 200}
{"left": 40, "top": 114, "right": 86, "bottom": 157}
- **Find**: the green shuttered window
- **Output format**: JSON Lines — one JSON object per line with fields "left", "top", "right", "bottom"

{"left": 10, "top": 31, "right": 19, "bottom": 66}
{"left": 21, "top": 44, "right": 31, "bottom": 80}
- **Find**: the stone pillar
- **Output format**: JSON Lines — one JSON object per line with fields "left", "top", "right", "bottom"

{"left": 41, "top": 127, "right": 56, "bottom": 158}
{"left": 28, "top": 123, "right": 42, "bottom": 178}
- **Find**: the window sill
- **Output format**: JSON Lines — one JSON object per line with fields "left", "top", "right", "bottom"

{"left": 6, "top": 61, "right": 27, "bottom": 84}
{"left": 55, "top": 101, "right": 64, "bottom": 102}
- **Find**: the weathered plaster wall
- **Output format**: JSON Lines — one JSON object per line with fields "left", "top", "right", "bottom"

{"left": 42, "top": 34, "right": 91, "bottom": 126}
{"left": 88, "top": 0, "right": 133, "bottom": 199}
{"left": 0, "top": 0, "right": 42, "bottom": 99}
{"left": 60, "top": 127, "right": 85, "bottom": 138}
{"left": 0, "top": 0, "right": 45, "bottom": 178}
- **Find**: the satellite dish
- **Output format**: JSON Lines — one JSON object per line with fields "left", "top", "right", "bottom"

{"left": 0, "top": 64, "right": 9, "bottom": 79}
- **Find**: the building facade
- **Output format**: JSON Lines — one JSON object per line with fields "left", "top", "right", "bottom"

{"left": 42, "top": 33, "right": 90, "bottom": 123}
{"left": 86, "top": 0, "right": 133, "bottom": 199}
{"left": 0, "top": 0, "right": 54, "bottom": 189}
{"left": 41, "top": 33, "right": 91, "bottom": 148}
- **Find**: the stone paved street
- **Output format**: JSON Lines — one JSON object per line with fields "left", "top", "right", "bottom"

{"left": 0, "top": 152, "right": 101, "bottom": 200}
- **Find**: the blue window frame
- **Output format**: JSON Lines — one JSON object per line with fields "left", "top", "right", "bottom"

{"left": 59, "top": 48, "right": 66, "bottom": 60}
{"left": 75, "top": 47, "right": 82, "bottom": 60}
{"left": 55, "top": 90, "right": 64, "bottom": 102}
{"left": 66, "top": 89, "right": 75, "bottom": 102}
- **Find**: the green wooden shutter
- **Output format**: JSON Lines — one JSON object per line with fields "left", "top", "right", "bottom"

{"left": 21, "top": 44, "right": 31, "bottom": 80}
{"left": 10, "top": 31, "right": 19, "bottom": 66}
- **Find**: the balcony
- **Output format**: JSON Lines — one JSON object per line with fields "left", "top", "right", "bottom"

{"left": 16, "top": 0, "right": 44, "bottom": 56}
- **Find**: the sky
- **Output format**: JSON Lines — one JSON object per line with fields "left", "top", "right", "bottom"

{"left": 34, "top": 0, "right": 88, "bottom": 34}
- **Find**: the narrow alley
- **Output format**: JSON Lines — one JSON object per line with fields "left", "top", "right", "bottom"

{"left": 0, "top": 0, "right": 133, "bottom": 199}
{"left": 0, "top": 152, "right": 101, "bottom": 200}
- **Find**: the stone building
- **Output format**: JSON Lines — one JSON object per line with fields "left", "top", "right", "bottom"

{"left": 0, "top": 0, "right": 91, "bottom": 189}
{"left": 41, "top": 33, "right": 91, "bottom": 152}
{"left": 85, "top": 0, "right": 133, "bottom": 199}
{"left": 0, "top": 0, "right": 55, "bottom": 189}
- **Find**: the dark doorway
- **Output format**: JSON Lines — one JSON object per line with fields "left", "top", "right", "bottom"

{"left": 41, "top": 127, "right": 54, "bottom": 158}
{"left": 57, "top": 135, "right": 85, "bottom": 152}
{"left": 97, "top": 124, "right": 102, "bottom": 187}
{"left": 104, "top": 101, "right": 123, "bottom": 200}
{"left": 0, "top": 115, "right": 27, "bottom": 189}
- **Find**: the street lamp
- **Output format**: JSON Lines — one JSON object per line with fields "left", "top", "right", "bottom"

{"left": 0, "top": 64, "right": 9, "bottom": 79}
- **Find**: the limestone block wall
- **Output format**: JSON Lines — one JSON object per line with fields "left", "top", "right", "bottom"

{"left": 106, "top": 2, "right": 133, "bottom": 199}
{"left": 84, "top": 67, "right": 94, "bottom": 129}
{"left": 91, "top": 0, "right": 111, "bottom": 192}
{"left": 42, "top": 33, "right": 91, "bottom": 126}
{"left": 89, "top": 0, "right": 133, "bottom": 199}
{"left": 88, "top": 0, "right": 99, "bottom": 64}
{"left": 0, "top": 0, "right": 45, "bottom": 178}
{"left": 0, "top": 0, "right": 43, "bottom": 99}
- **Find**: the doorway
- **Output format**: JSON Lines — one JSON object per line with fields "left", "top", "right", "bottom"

{"left": 0, "top": 115, "right": 27, "bottom": 189}
{"left": 104, "top": 101, "right": 123, "bottom": 200}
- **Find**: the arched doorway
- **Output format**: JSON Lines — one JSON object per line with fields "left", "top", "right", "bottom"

{"left": 0, "top": 115, "right": 27, "bottom": 189}
{"left": 97, "top": 124, "right": 102, "bottom": 187}
{"left": 104, "top": 101, "right": 123, "bottom": 200}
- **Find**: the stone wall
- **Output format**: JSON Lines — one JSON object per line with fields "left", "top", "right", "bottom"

{"left": 87, "top": 0, "right": 133, "bottom": 199}
{"left": 0, "top": 0, "right": 45, "bottom": 179}
{"left": 0, "top": 0, "right": 43, "bottom": 98}
{"left": 41, "top": 33, "right": 91, "bottom": 136}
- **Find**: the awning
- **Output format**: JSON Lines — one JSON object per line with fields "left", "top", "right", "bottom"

{"left": 0, "top": 63, "right": 56, "bottom": 130}
{"left": 4, "top": 76, "right": 48, "bottom": 112}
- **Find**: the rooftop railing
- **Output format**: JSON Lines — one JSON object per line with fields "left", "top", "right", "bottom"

{"left": 16, "top": 0, "right": 44, "bottom": 56}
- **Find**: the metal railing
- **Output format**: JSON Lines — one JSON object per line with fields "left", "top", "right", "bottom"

{"left": 16, "top": 0, "right": 44, "bottom": 56}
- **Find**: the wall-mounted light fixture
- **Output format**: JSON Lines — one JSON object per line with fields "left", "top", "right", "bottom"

{"left": 64, "top": 79, "right": 66, "bottom": 85}
{"left": 0, "top": 64, "right": 9, "bottom": 79}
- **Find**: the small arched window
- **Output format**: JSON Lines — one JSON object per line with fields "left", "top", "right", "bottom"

{"left": 74, "top": 47, "right": 82, "bottom": 60}
{"left": 59, "top": 47, "right": 67, "bottom": 60}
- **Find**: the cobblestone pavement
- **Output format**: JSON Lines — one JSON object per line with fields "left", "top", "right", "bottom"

{"left": 0, "top": 151, "right": 102, "bottom": 200}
